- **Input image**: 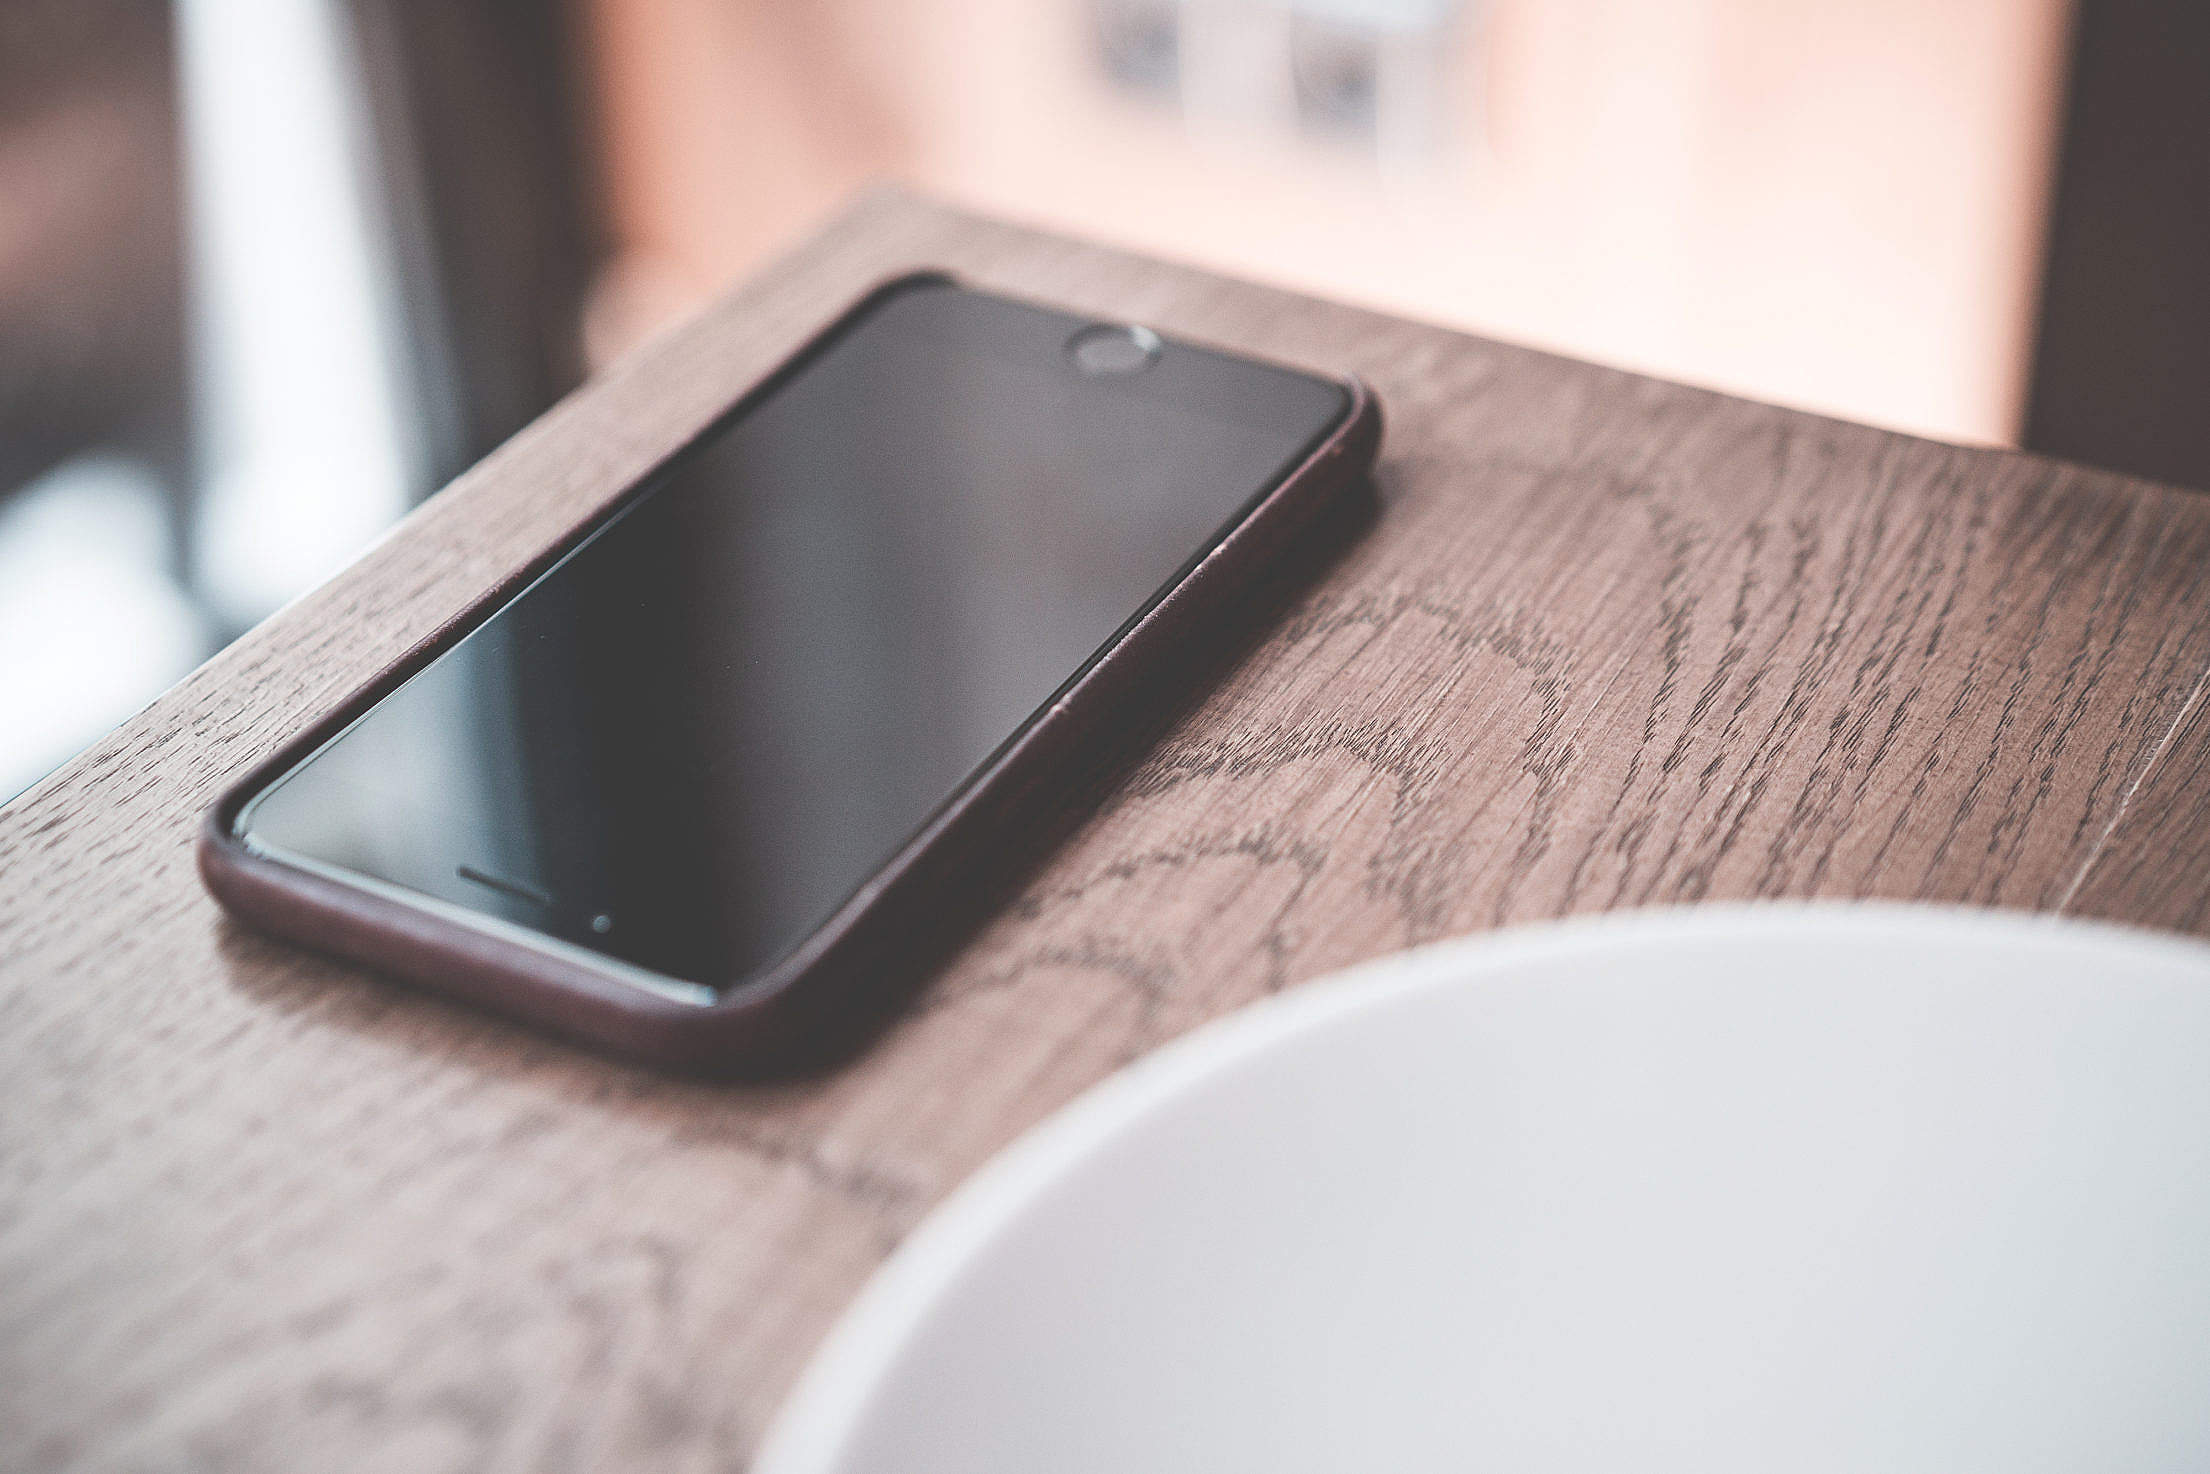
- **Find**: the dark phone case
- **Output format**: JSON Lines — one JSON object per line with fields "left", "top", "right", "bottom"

{"left": 198, "top": 273, "right": 1382, "bottom": 1076}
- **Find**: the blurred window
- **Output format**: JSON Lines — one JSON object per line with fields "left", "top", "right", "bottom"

{"left": 0, "top": 0, "right": 591, "bottom": 802}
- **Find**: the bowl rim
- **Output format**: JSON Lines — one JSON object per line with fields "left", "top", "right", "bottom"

{"left": 753, "top": 900, "right": 2210, "bottom": 1473}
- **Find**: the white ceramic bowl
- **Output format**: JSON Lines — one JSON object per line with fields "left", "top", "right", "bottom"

{"left": 759, "top": 905, "right": 2210, "bottom": 1474}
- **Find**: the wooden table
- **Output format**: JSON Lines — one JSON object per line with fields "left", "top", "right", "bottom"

{"left": 9, "top": 190, "right": 2210, "bottom": 1472}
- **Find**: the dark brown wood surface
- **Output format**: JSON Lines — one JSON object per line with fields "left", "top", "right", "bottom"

{"left": 7, "top": 190, "right": 2210, "bottom": 1472}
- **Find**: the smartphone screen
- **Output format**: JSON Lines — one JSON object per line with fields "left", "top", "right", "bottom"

{"left": 234, "top": 280, "right": 1351, "bottom": 997}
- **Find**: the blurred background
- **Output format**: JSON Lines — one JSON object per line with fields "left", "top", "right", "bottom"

{"left": 2, "top": 0, "right": 2205, "bottom": 801}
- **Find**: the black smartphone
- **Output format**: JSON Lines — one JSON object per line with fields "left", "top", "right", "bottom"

{"left": 201, "top": 275, "right": 1379, "bottom": 1072}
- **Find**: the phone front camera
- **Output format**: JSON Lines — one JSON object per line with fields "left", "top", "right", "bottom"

{"left": 1067, "top": 323, "right": 1163, "bottom": 375}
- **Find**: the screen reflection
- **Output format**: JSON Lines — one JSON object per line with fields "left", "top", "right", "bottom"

{"left": 240, "top": 282, "right": 1348, "bottom": 990}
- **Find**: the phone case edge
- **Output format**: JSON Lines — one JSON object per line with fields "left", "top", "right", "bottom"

{"left": 196, "top": 287, "right": 1383, "bottom": 1076}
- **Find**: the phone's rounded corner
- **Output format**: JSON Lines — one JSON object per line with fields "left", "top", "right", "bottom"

{"left": 1334, "top": 373, "right": 1383, "bottom": 460}
{"left": 195, "top": 778, "right": 265, "bottom": 910}
{"left": 675, "top": 970, "right": 899, "bottom": 1081}
{"left": 860, "top": 267, "right": 963, "bottom": 308}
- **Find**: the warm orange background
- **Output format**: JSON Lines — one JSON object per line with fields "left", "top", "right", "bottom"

{"left": 577, "top": 0, "right": 2072, "bottom": 446}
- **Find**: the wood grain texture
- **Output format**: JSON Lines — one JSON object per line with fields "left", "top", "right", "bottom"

{"left": 2066, "top": 672, "right": 2210, "bottom": 930}
{"left": 8, "top": 188, "right": 2210, "bottom": 1473}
